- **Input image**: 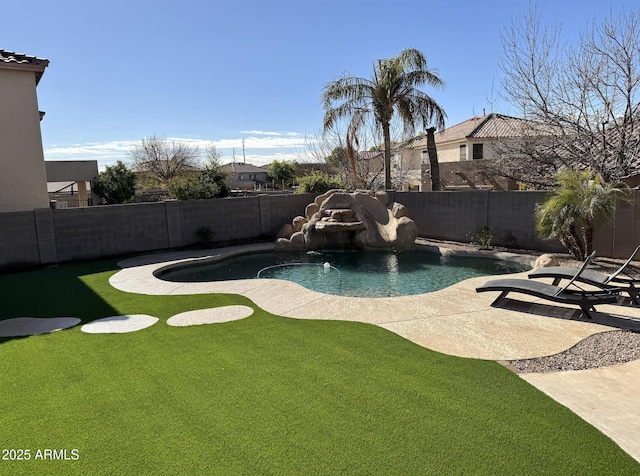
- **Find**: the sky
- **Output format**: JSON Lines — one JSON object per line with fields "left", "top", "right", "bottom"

{"left": 3, "top": 0, "right": 638, "bottom": 170}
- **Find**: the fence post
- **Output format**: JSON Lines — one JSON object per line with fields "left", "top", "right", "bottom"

{"left": 34, "top": 208, "right": 58, "bottom": 265}
{"left": 258, "top": 195, "right": 272, "bottom": 237}
{"left": 165, "top": 200, "right": 183, "bottom": 249}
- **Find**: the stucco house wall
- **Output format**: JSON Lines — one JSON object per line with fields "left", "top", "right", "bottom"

{"left": 437, "top": 139, "right": 499, "bottom": 163}
{"left": 401, "top": 114, "right": 536, "bottom": 190}
{"left": 0, "top": 67, "right": 49, "bottom": 212}
{"left": 222, "top": 163, "right": 270, "bottom": 190}
{"left": 394, "top": 148, "right": 423, "bottom": 190}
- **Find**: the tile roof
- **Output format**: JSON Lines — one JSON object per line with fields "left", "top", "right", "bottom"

{"left": 222, "top": 162, "right": 269, "bottom": 173}
{"left": 410, "top": 113, "right": 538, "bottom": 147}
{"left": 470, "top": 114, "right": 534, "bottom": 139}
{"left": 358, "top": 150, "right": 383, "bottom": 160}
{"left": 0, "top": 49, "right": 49, "bottom": 84}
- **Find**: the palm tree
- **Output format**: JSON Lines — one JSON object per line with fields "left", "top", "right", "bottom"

{"left": 322, "top": 48, "right": 446, "bottom": 190}
{"left": 535, "top": 168, "right": 630, "bottom": 260}
{"left": 425, "top": 127, "right": 441, "bottom": 191}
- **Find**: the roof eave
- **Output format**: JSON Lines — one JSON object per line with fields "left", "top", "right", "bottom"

{"left": 0, "top": 59, "right": 49, "bottom": 85}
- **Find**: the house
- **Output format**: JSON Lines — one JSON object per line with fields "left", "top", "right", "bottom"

{"left": 353, "top": 144, "right": 422, "bottom": 191}
{"left": 45, "top": 160, "right": 99, "bottom": 207}
{"left": 0, "top": 49, "right": 50, "bottom": 212}
{"left": 402, "top": 114, "right": 537, "bottom": 190}
{"left": 222, "top": 162, "right": 269, "bottom": 190}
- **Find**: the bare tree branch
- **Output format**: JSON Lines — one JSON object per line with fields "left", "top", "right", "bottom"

{"left": 129, "top": 135, "right": 201, "bottom": 188}
{"left": 495, "top": 7, "right": 640, "bottom": 187}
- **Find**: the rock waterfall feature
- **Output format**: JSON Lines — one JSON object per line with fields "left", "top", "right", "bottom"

{"left": 275, "top": 190, "right": 418, "bottom": 251}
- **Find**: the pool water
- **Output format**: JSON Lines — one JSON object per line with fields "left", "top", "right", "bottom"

{"left": 156, "top": 250, "right": 529, "bottom": 298}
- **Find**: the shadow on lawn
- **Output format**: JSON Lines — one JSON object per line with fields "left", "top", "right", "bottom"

{"left": 495, "top": 297, "right": 640, "bottom": 331}
{"left": 0, "top": 259, "right": 121, "bottom": 345}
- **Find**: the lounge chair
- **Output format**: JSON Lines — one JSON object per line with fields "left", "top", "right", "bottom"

{"left": 528, "top": 244, "right": 640, "bottom": 305}
{"left": 476, "top": 251, "right": 622, "bottom": 319}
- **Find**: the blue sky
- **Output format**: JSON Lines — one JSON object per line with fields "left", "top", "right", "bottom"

{"left": 4, "top": 0, "right": 637, "bottom": 169}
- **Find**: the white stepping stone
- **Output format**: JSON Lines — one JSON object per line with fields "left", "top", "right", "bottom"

{"left": 0, "top": 317, "right": 81, "bottom": 337}
{"left": 167, "top": 305, "right": 254, "bottom": 327}
{"left": 81, "top": 314, "right": 158, "bottom": 334}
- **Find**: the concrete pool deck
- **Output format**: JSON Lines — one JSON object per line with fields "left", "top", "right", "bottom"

{"left": 110, "top": 242, "right": 640, "bottom": 462}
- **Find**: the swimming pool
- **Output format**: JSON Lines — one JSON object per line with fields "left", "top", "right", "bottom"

{"left": 155, "top": 249, "right": 529, "bottom": 298}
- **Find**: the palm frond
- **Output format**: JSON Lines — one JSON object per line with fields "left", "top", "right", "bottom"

{"left": 321, "top": 48, "right": 447, "bottom": 189}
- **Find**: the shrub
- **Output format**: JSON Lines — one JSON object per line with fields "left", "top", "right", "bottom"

{"left": 468, "top": 226, "right": 495, "bottom": 250}
{"left": 296, "top": 171, "right": 344, "bottom": 194}
{"left": 93, "top": 161, "right": 137, "bottom": 204}
{"left": 169, "top": 165, "right": 230, "bottom": 200}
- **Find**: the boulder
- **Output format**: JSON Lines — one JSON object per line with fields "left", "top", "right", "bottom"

{"left": 533, "top": 254, "right": 560, "bottom": 269}
{"left": 292, "top": 216, "right": 308, "bottom": 233}
{"left": 276, "top": 223, "right": 294, "bottom": 240}
{"left": 275, "top": 190, "right": 418, "bottom": 251}
{"left": 392, "top": 202, "right": 408, "bottom": 219}
{"left": 305, "top": 203, "right": 320, "bottom": 219}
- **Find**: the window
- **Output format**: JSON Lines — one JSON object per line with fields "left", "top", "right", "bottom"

{"left": 239, "top": 174, "right": 245, "bottom": 180}
{"left": 459, "top": 144, "right": 466, "bottom": 161}
{"left": 472, "top": 143, "right": 483, "bottom": 160}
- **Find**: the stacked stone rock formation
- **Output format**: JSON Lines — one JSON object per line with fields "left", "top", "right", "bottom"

{"left": 275, "top": 190, "right": 418, "bottom": 251}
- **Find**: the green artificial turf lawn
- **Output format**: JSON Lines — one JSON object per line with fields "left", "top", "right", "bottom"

{"left": 0, "top": 260, "right": 638, "bottom": 475}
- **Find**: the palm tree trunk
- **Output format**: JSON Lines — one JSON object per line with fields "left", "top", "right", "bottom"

{"left": 383, "top": 122, "right": 392, "bottom": 190}
{"left": 582, "top": 221, "right": 594, "bottom": 256}
{"left": 559, "top": 233, "right": 583, "bottom": 261}
{"left": 568, "top": 222, "right": 586, "bottom": 260}
{"left": 426, "top": 127, "right": 441, "bottom": 191}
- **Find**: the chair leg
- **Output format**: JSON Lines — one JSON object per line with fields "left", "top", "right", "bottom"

{"left": 627, "top": 284, "right": 640, "bottom": 305}
{"left": 579, "top": 305, "right": 594, "bottom": 319}
{"left": 491, "top": 291, "right": 509, "bottom": 307}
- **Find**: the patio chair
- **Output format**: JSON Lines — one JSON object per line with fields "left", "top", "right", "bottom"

{"left": 476, "top": 251, "right": 622, "bottom": 319}
{"left": 528, "top": 244, "right": 640, "bottom": 305}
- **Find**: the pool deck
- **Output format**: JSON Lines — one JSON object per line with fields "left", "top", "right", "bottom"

{"left": 110, "top": 242, "right": 640, "bottom": 463}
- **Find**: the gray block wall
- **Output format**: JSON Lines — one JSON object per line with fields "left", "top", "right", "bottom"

{"left": 52, "top": 202, "right": 170, "bottom": 262}
{"left": 397, "top": 191, "right": 565, "bottom": 252}
{"left": 267, "top": 193, "right": 316, "bottom": 235}
{"left": 0, "top": 191, "right": 638, "bottom": 272}
{"left": 178, "top": 197, "right": 262, "bottom": 246}
{"left": 594, "top": 189, "right": 640, "bottom": 258}
{"left": 0, "top": 210, "right": 41, "bottom": 269}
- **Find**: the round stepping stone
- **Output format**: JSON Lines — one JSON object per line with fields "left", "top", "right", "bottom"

{"left": 167, "top": 305, "right": 254, "bottom": 327}
{"left": 0, "top": 317, "right": 81, "bottom": 337}
{"left": 81, "top": 314, "right": 158, "bottom": 334}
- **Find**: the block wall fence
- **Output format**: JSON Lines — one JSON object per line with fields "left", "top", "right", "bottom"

{"left": 0, "top": 190, "right": 638, "bottom": 271}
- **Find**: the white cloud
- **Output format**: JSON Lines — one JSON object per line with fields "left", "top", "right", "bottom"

{"left": 43, "top": 134, "right": 313, "bottom": 170}
{"left": 44, "top": 140, "right": 137, "bottom": 169}
{"left": 211, "top": 135, "right": 307, "bottom": 149}
{"left": 239, "top": 130, "right": 302, "bottom": 137}
{"left": 236, "top": 152, "right": 302, "bottom": 167}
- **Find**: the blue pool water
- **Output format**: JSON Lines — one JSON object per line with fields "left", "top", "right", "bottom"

{"left": 156, "top": 249, "right": 529, "bottom": 298}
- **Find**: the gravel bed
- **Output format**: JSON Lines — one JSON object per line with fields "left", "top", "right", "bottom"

{"left": 507, "top": 330, "right": 640, "bottom": 373}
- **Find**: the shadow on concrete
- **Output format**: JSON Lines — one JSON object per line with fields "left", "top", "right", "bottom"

{"left": 493, "top": 297, "right": 640, "bottom": 332}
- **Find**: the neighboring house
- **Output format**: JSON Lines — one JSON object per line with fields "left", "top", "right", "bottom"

{"left": 45, "top": 160, "right": 99, "bottom": 207}
{"left": 0, "top": 49, "right": 50, "bottom": 212}
{"left": 47, "top": 181, "right": 92, "bottom": 208}
{"left": 356, "top": 144, "right": 422, "bottom": 191}
{"left": 340, "top": 114, "right": 534, "bottom": 191}
{"left": 402, "top": 113, "right": 537, "bottom": 190}
{"left": 222, "top": 162, "right": 269, "bottom": 190}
